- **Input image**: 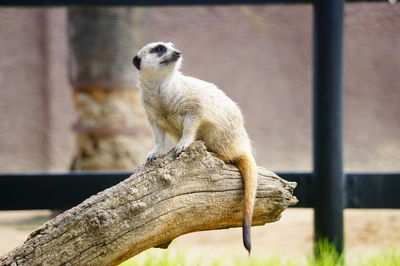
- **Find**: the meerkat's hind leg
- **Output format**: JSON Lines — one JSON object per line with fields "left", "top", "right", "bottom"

{"left": 173, "top": 115, "right": 201, "bottom": 158}
{"left": 209, "top": 151, "right": 231, "bottom": 162}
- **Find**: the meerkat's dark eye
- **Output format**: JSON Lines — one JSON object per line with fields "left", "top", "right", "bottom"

{"left": 151, "top": 45, "right": 167, "bottom": 55}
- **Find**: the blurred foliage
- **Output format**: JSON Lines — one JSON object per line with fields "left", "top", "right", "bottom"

{"left": 120, "top": 242, "right": 400, "bottom": 266}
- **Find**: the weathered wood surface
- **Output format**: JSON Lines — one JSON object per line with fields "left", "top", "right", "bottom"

{"left": 0, "top": 142, "right": 297, "bottom": 266}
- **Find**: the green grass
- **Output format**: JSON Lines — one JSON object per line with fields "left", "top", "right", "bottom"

{"left": 120, "top": 249, "right": 191, "bottom": 266}
{"left": 309, "top": 239, "right": 344, "bottom": 266}
{"left": 120, "top": 243, "right": 400, "bottom": 266}
{"left": 359, "top": 246, "right": 400, "bottom": 266}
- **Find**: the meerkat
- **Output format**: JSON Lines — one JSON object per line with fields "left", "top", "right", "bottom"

{"left": 133, "top": 42, "right": 258, "bottom": 253}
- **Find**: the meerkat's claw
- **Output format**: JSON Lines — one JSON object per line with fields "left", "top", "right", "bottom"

{"left": 146, "top": 156, "right": 155, "bottom": 164}
{"left": 146, "top": 152, "right": 159, "bottom": 164}
{"left": 173, "top": 145, "right": 186, "bottom": 158}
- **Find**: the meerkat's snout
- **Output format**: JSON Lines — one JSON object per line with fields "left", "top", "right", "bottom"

{"left": 160, "top": 50, "right": 181, "bottom": 65}
{"left": 173, "top": 50, "right": 181, "bottom": 58}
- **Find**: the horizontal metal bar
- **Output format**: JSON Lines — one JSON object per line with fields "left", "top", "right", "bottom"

{"left": 278, "top": 173, "right": 314, "bottom": 208}
{"left": 0, "top": 0, "right": 389, "bottom": 7}
{"left": 346, "top": 173, "right": 400, "bottom": 208}
{"left": 0, "top": 171, "right": 399, "bottom": 210}
{"left": 0, "top": 172, "right": 130, "bottom": 210}
{"left": 284, "top": 172, "right": 400, "bottom": 209}
{"left": 0, "top": 0, "right": 308, "bottom": 6}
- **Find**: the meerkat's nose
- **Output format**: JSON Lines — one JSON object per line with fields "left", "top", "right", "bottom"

{"left": 173, "top": 51, "right": 181, "bottom": 57}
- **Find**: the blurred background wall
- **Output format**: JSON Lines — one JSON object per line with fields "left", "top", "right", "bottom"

{"left": 0, "top": 9, "right": 73, "bottom": 171}
{"left": 0, "top": 3, "right": 399, "bottom": 173}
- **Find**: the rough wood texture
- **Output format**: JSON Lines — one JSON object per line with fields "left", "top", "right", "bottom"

{"left": 0, "top": 142, "right": 297, "bottom": 266}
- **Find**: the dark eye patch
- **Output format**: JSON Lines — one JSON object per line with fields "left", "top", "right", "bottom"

{"left": 150, "top": 45, "right": 167, "bottom": 56}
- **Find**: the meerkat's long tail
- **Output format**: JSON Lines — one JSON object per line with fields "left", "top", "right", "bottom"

{"left": 236, "top": 153, "right": 258, "bottom": 254}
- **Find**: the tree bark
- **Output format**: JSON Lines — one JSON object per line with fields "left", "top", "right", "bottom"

{"left": 0, "top": 142, "right": 297, "bottom": 266}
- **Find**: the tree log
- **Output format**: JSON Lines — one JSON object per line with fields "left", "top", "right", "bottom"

{"left": 0, "top": 142, "right": 297, "bottom": 266}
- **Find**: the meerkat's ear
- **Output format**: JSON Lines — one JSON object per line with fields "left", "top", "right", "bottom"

{"left": 133, "top": 56, "right": 141, "bottom": 70}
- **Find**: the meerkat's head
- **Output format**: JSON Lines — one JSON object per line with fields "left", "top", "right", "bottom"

{"left": 133, "top": 42, "right": 182, "bottom": 78}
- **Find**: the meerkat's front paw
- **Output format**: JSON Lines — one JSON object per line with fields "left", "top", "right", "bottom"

{"left": 173, "top": 144, "right": 187, "bottom": 158}
{"left": 146, "top": 150, "right": 161, "bottom": 164}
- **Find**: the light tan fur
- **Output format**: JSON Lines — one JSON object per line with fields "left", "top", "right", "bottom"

{"left": 134, "top": 42, "right": 258, "bottom": 253}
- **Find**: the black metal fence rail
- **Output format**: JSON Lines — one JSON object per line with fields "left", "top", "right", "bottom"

{"left": 0, "top": 172, "right": 399, "bottom": 210}
{"left": 0, "top": 0, "right": 389, "bottom": 6}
